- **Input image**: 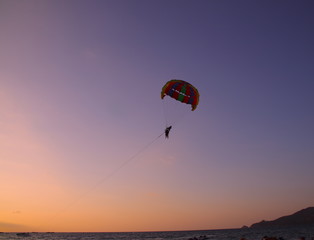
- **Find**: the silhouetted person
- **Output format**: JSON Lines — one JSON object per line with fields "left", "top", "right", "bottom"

{"left": 165, "top": 126, "right": 172, "bottom": 138}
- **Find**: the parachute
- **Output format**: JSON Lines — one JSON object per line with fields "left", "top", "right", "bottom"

{"left": 161, "top": 79, "right": 200, "bottom": 111}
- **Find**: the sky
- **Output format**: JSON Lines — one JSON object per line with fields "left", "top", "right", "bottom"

{"left": 1, "top": 0, "right": 314, "bottom": 232}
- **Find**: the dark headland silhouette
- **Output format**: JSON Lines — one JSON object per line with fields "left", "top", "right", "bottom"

{"left": 248, "top": 207, "right": 314, "bottom": 228}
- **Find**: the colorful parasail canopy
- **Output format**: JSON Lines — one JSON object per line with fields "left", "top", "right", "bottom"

{"left": 161, "top": 79, "right": 200, "bottom": 111}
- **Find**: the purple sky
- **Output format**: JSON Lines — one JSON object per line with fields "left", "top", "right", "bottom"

{"left": 1, "top": 0, "right": 314, "bottom": 232}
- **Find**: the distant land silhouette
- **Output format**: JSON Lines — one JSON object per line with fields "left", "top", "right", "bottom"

{"left": 249, "top": 207, "right": 314, "bottom": 228}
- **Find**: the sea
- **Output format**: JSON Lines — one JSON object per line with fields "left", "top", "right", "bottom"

{"left": 1, "top": 226, "right": 314, "bottom": 240}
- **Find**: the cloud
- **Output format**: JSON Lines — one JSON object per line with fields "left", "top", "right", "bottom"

{"left": 0, "top": 221, "right": 29, "bottom": 232}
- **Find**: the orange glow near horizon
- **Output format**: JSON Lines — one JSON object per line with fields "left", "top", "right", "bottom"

{"left": 1, "top": 87, "right": 312, "bottom": 232}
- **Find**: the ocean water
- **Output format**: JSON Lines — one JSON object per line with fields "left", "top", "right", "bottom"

{"left": 1, "top": 226, "right": 314, "bottom": 240}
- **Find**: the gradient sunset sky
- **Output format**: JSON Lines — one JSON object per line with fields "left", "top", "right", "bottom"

{"left": 1, "top": 0, "right": 314, "bottom": 232}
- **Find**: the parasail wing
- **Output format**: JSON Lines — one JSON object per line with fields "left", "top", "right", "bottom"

{"left": 161, "top": 79, "right": 200, "bottom": 111}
